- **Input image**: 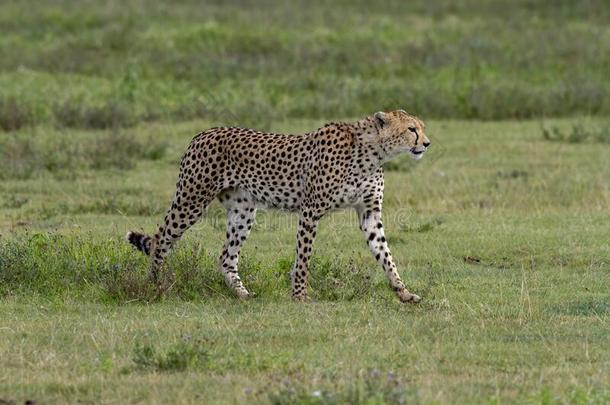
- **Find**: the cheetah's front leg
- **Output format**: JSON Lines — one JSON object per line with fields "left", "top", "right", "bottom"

{"left": 219, "top": 203, "right": 257, "bottom": 299}
{"left": 291, "top": 211, "right": 319, "bottom": 301}
{"left": 358, "top": 207, "right": 421, "bottom": 303}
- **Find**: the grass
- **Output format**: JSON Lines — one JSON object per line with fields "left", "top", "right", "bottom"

{"left": 131, "top": 339, "right": 210, "bottom": 372}
{"left": 1, "top": 0, "right": 610, "bottom": 131}
{"left": 1, "top": 0, "right": 609, "bottom": 403}
{"left": 0, "top": 118, "right": 609, "bottom": 404}
{"left": 0, "top": 128, "right": 168, "bottom": 180}
{"left": 542, "top": 120, "right": 610, "bottom": 144}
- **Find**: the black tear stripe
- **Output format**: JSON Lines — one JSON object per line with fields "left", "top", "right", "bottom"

{"left": 414, "top": 129, "right": 419, "bottom": 145}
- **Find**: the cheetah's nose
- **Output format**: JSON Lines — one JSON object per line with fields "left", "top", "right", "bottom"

{"left": 423, "top": 141, "right": 431, "bottom": 148}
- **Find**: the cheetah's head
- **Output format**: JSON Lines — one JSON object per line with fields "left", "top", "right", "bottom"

{"left": 373, "top": 110, "right": 430, "bottom": 160}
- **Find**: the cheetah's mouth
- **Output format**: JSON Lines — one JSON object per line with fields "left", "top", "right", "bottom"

{"left": 409, "top": 147, "right": 426, "bottom": 160}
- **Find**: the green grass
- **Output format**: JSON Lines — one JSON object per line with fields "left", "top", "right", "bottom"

{"left": 1, "top": 0, "right": 610, "bottom": 131}
{"left": 1, "top": 118, "right": 609, "bottom": 404}
{"left": 1, "top": 1, "right": 609, "bottom": 402}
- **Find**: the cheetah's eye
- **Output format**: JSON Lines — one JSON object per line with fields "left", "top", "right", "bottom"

{"left": 408, "top": 127, "right": 417, "bottom": 133}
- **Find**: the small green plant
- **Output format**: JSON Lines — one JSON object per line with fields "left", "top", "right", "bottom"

{"left": 398, "top": 218, "right": 444, "bottom": 234}
{"left": 541, "top": 121, "right": 610, "bottom": 143}
{"left": 132, "top": 342, "right": 157, "bottom": 369}
{"left": 132, "top": 339, "right": 209, "bottom": 372}
{"left": 0, "top": 97, "right": 36, "bottom": 131}
{"left": 308, "top": 256, "right": 378, "bottom": 301}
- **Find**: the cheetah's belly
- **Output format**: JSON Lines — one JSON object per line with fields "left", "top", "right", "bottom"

{"left": 236, "top": 177, "right": 304, "bottom": 212}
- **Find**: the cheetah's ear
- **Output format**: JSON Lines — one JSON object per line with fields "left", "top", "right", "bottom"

{"left": 374, "top": 111, "right": 388, "bottom": 127}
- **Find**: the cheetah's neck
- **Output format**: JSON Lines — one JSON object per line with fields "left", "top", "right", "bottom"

{"left": 348, "top": 117, "right": 391, "bottom": 176}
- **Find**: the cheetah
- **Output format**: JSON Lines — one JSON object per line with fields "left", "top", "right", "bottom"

{"left": 127, "top": 110, "right": 431, "bottom": 302}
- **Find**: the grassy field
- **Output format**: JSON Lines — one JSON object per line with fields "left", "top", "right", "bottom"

{"left": 1, "top": 0, "right": 610, "bottom": 404}
{"left": 1, "top": 0, "right": 610, "bottom": 131}
{"left": 1, "top": 117, "right": 609, "bottom": 404}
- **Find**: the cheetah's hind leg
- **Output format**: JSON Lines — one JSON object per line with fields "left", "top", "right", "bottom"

{"left": 129, "top": 193, "right": 214, "bottom": 295}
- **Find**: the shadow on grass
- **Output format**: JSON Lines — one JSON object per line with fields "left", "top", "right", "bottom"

{"left": 252, "top": 370, "right": 419, "bottom": 405}
{"left": 553, "top": 298, "right": 610, "bottom": 316}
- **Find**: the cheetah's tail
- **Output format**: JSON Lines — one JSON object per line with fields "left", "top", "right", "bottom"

{"left": 126, "top": 231, "right": 153, "bottom": 256}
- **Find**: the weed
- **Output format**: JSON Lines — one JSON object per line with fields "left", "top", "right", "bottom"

{"left": 132, "top": 342, "right": 157, "bottom": 369}
{"left": 541, "top": 121, "right": 610, "bottom": 143}
{"left": 132, "top": 339, "right": 209, "bottom": 372}
{"left": 398, "top": 218, "right": 444, "bottom": 234}
{"left": 0, "top": 97, "right": 35, "bottom": 131}
{"left": 309, "top": 256, "right": 378, "bottom": 301}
